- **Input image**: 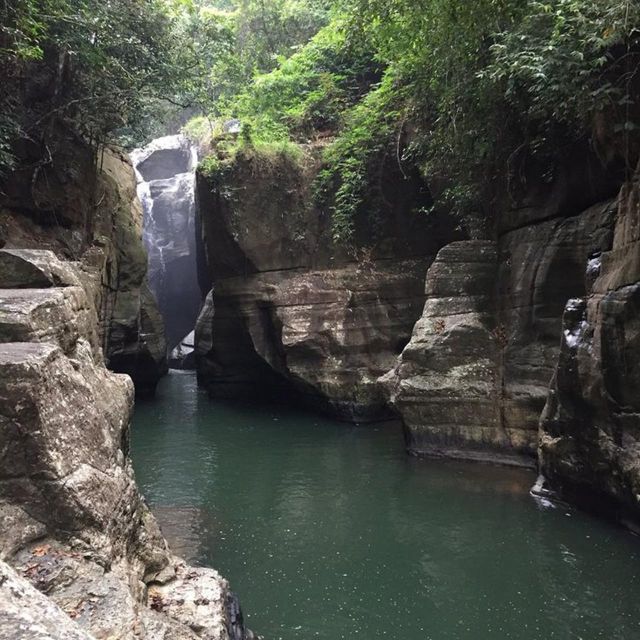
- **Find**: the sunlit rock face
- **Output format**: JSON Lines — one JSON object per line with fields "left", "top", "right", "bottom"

{"left": 132, "top": 136, "right": 201, "bottom": 349}
{"left": 0, "top": 248, "right": 255, "bottom": 640}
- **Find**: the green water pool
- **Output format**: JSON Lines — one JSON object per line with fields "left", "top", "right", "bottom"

{"left": 131, "top": 371, "right": 640, "bottom": 640}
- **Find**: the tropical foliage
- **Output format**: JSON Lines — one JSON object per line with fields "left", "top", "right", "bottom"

{"left": 203, "top": 0, "right": 640, "bottom": 240}
{"left": 2, "top": 0, "right": 638, "bottom": 240}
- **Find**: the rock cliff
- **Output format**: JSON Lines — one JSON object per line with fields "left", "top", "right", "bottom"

{"left": 0, "top": 143, "right": 168, "bottom": 396}
{"left": 0, "top": 248, "right": 254, "bottom": 639}
{"left": 194, "top": 147, "right": 458, "bottom": 420}
{"left": 382, "top": 153, "right": 640, "bottom": 523}
{"left": 539, "top": 161, "right": 640, "bottom": 527}
{"left": 383, "top": 194, "right": 618, "bottom": 465}
{"left": 194, "top": 140, "right": 640, "bottom": 525}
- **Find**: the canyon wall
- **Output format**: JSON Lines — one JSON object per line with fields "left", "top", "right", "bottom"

{"left": 0, "top": 129, "right": 254, "bottom": 636}
{"left": 194, "top": 148, "right": 459, "bottom": 420}
{"left": 0, "top": 138, "right": 167, "bottom": 396}
{"left": 0, "top": 248, "right": 254, "bottom": 639}
{"left": 384, "top": 177, "right": 618, "bottom": 465}
{"left": 195, "top": 141, "right": 640, "bottom": 525}
{"left": 0, "top": 128, "right": 253, "bottom": 640}
{"left": 539, "top": 161, "right": 640, "bottom": 527}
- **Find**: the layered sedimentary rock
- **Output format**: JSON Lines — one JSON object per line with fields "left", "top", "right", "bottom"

{"left": 383, "top": 154, "right": 620, "bottom": 464}
{"left": 194, "top": 149, "right": 457, "bottom": 420}
{"left": 194, "top": 134, "right": 640, "bottom": 526}
{"left": 380, "top": 241, "right": 513, "bottom": 462}
{"left": 539, "top": 161, "right": 640, "bottom": 525}
{"left": 0, "top": 144, "right": 168, "bottom": 396}
{"left": 495, "top": 199, "right": 616, "bottom": 452}
{"left": 197, "top": 259, "right": 433, "bottom": 419}
{"left": 0, "top": 249, "right": 254, "bottom": 639}
{"left": 132, "top": 135, "right": 202, "bottom": 349}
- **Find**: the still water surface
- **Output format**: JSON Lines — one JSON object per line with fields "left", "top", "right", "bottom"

{"left": 132, "top": 371, "right": 640, "bottom": 640}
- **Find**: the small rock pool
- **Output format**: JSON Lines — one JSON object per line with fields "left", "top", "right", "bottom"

{"left": 132, "top": 371, "right": 640, "bottom": 640}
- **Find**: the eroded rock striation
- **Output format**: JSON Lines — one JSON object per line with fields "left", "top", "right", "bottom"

{"left": 539, "top": 161, "right": 640, "bottom": 526}
{"left": 379, "top": 240, "right": 512, "bottom": 462}
{"left": 194, "top": 149, "right": 458, "bottom": 420}
{"left": 0, "top": 249, "right": 254, "bottom": 639}
{"left": 377, "top": 139, "right": 622, "bottom": 464}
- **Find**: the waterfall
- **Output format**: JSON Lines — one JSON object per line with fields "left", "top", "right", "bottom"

{"left": 131, "top": 135, "right": 201, "bottom": 362}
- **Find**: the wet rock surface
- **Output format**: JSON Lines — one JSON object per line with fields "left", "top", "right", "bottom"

{"left": 98, "top": 149, "right": 169, "bottom": 396}
{"left": 132, "top": 135, "right": 202, "bottom": 349}
{"left": 540, "top": 162, "right": 640, "bottom": 526}
{"left": 495, "top": 198, "right": 616, "bottom": 449}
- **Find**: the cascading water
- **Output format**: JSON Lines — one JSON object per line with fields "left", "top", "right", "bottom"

{"left": 131, "top": 135, "right": 201, "bottom": 361}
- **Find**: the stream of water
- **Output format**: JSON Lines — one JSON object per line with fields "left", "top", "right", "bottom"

{"left": 131, "top": 371, "right": 640, "bottom": 640}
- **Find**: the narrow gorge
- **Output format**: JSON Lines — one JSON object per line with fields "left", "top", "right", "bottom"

{"left": 191, "top": 139, "right": 640, "bottom": 526}
{"left": 1, "top": 1, "right": 640, "bottom": 639}
{"left": 0, "top": 137, "right": 255, "bottom": 638}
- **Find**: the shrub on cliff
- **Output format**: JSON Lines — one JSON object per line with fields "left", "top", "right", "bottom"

{"left": 326, "top": 0, "right": 640, "bottom": 238}
{"left": 193, "top": 0, "right": 640, "bottom": 243}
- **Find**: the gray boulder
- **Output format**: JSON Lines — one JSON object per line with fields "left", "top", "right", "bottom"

{"left": 0, "top": 560, "right": 94, "bottom": 640}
